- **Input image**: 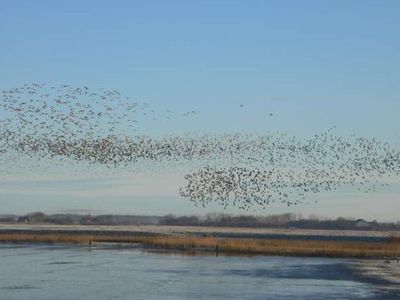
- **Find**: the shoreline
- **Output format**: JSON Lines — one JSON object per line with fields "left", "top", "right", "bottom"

{"left": 1, "top": 223, "right": 398, "bottom": 240}
{"left": 0, "top": 224, "right": 399, "bottom": 259}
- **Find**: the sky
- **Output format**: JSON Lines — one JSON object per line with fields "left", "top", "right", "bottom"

{"left": 0, "top": 1, "right": 399, "bottom": 220}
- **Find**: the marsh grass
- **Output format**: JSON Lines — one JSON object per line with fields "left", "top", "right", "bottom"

{"left": 1, "top": 232, "right": 399, "bottom": 258}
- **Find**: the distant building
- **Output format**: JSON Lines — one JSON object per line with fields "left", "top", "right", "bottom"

{"left": 355, "top": 219, "right": 370, "bottom": 229}
{"left": 17, "top": 216, "right": 30, "bottom": 223}
{"left": 80, "top": 213, "right": 93, "bottom": 225}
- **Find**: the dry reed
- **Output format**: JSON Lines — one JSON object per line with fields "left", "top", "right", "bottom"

{"left": 0, "top": 232, "right": 399, "bottom": 258}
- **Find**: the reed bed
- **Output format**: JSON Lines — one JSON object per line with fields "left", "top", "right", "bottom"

{"left": 1, "top": 232, "right": 399, "bottom": 258}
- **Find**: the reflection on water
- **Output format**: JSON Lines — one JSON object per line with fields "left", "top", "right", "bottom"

{"left": 0, "top": 244, "right": 398, "bottom": 300}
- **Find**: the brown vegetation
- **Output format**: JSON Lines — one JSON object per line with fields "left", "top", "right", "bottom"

{"left": 1, "top": 232, "right": 400, "bottom": 258}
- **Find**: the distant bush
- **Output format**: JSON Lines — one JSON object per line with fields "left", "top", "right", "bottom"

{"left": 0, "top": 215, "right": 17, "bottom": 223}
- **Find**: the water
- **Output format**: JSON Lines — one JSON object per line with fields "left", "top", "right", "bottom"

{"left": 0, "top": 244, "right": 398, "bottom": 300}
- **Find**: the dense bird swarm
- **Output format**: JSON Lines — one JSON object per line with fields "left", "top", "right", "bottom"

{"left": 1, "top": 84, "right": 399, "bottom": 209}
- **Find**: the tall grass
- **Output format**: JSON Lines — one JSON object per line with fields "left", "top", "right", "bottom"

{"left": 1, "top": 232, "right": 399, "bottom": 258}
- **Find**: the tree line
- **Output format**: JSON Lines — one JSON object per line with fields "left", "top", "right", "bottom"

{"left": 0, "top": 212, "right": 399, "bottom": 231}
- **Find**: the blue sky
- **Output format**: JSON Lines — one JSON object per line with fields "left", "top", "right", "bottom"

{"left": 1, "top": 1, "right": 399, "bottom": 220}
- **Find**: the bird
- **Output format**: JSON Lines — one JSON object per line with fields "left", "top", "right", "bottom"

{"left": 1, "top": 83, "right": 399, "bottom": 211}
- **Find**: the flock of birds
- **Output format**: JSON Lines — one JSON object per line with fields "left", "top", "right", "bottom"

{"left": 1, "top": 83, "right": 399, "bottom": 210}
{"left": 179, "top": 132, "right": 400, "bottom": 209}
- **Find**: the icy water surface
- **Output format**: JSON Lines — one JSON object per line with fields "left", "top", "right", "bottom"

{"left": 0, "top": 244, "right": 398, "bottom": 300}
